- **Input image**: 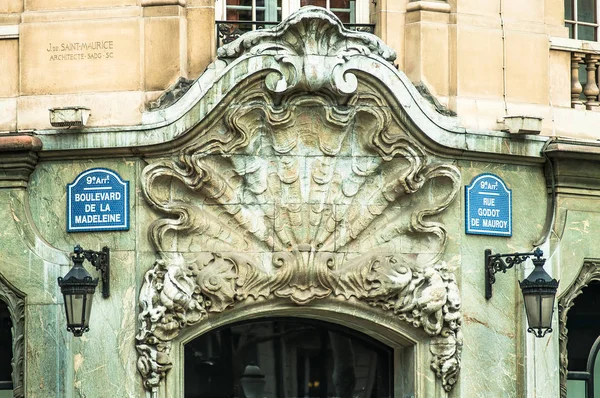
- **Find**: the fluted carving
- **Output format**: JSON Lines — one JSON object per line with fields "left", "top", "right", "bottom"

{"left": 136, "top": 7, "right": 462, "bottom": 395}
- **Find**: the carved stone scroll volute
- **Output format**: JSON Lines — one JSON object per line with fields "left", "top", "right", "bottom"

{"left": 136, "top": 7, "right": 463, "bottom": 395}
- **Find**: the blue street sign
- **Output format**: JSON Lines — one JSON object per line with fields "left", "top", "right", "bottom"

{"left": 67, "top": 168, "right": 129, "bottom": 232}
{"left": 465, "top": 173, "right": 512, "bottom": 236}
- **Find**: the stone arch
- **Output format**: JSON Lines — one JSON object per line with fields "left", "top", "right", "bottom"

{"left": 0, "top": 272, "right": 25, "bottom": 398}
{"left": 173, "top": 301, "right": 423, "bottom": 397}
{"left": 135, "top": 7, "right": 463, "bottom": 396}
{"left": 558, "top": 259, "right": 600, "bottom": 398}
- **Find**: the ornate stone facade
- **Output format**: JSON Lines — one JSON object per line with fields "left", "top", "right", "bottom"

{"left": 0, "top": 273, "right": 25, "bottom": 398}
{"left": 135, "top": 8, "right": 463, "bottom": 394}
{"left": 558, "top": 260, "right": 600, "bottom": 398}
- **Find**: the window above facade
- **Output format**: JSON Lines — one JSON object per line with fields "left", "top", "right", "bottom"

{"left": 216, "top": 0, "right": 369, "bottom": 24}
{"left": 565, "top": 0, "right": 598, "bottom": 40}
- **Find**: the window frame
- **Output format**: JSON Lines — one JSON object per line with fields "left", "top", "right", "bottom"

{"left": 215, "top": 0, "right": 370, "bottom": 24}
{"left": 566, "top": 0, "right": 599, "bottom": 41}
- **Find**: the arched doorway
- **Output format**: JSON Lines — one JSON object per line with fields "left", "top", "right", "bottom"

{"left": 0, "top": 301, "right": 12, "bottom": 397}
{"left": 184, "top": 318, "right": 393, "bottom": 398}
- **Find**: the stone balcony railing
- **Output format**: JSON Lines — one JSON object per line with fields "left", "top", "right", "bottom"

{"left": 570, "top": 52, "right": 600, "bottom": 110}
{"left": 552, "top": 37, "right": 600, "bottom": 110}
{"left": 215, "top": 20, "right": 375, "bottom": 50}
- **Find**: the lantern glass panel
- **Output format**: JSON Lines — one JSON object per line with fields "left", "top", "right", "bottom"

{"left": 523, "top": 292, "right": 555, "bottom": 329}
{"left": 66, "top": 293, "right": 84, "bottom": 327}
{"left": 63, "top": 288, "right": 95, "bottom": 331}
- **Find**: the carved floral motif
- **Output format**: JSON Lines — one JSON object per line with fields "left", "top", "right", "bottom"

{"left": 137, "top": 7, "right": 463, "bottom": 395}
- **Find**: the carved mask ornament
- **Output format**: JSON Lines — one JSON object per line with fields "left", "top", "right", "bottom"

{"left": 136, "top": 7, "right": 463, "bottom": 395}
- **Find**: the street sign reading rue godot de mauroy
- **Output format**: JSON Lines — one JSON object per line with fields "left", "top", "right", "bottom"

{"left": 465, "top": 173, "right": 512, "bottom": 236}
{"left": 67, "top": 168, "right": 129, "bottom": 232}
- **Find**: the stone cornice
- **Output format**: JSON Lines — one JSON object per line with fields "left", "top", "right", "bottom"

{"left": 545, "top": 138, "right": 600, "bottom": 195}
{"left": 30, "top": 7, "right": 547, "bottom": 165}
{"left": 406, "top": 1, "right": 451, "bottom": 13}
{"left": 0, "top": 134, "right": 43, "bottom": 189}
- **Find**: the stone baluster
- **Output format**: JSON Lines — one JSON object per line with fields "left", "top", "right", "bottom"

{"left": 571, "top": 52, "right": 585, "bottom": 109}
{"left": 584, "top": 54, "right": 600, "bottom": 110}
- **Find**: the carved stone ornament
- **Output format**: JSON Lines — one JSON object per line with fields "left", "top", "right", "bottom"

{"left": 217, "top": 6, "right": 396, "bottom": 97}
{"left": 558, "top": 260, "right": 600, "bottom": 398}
{"left": 0, "top": 273, "right": 25, "bottom": 398}
{"left": 136, "top": 7, "right": 462, "bottom": 395}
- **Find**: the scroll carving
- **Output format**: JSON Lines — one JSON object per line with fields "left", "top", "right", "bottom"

{"left": 0, "top": 273, "right": 25, "bottom": 398}
{"left": 558, "top": 260, "right": 600, "bottom": 398}
{"left": 217, "top": 6, "right": 396, "bottom": 97}
{"left": 137, "top": 6, "right": 462, "bottom": 395}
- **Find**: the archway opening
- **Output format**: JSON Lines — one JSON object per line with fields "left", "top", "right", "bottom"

{"left": 184, "top": 318, "right": 393, "bottom": 398}
{"left": 0, "top": 300, "right": 13, "bottom": 397}
{"left": 566, "top": 281, "right": 600, "bottom": 397}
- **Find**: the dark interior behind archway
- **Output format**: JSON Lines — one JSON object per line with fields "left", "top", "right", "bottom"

{"left": 184, "top": 318, "right": 392, "bottom": 398}
{"left": 0, "top": 300, "right": 13, "bottom": 394}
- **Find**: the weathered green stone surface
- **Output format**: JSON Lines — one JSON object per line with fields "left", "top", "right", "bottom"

{"left": 1, "top": 8, "right": 596, "bottom": 398}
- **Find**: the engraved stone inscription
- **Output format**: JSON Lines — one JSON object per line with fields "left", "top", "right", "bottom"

{"left": 46, "top": 40, "right": 115, "bottom": 61}
{"left": 21, "top": 19, "right": 140, "bottom": 94}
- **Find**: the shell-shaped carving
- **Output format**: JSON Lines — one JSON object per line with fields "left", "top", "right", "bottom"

{"left": 137, "top": 87, "right": 463, "bottom": 394}
{"left": 216, "top": 7, "right": 396, "bottom": 96}
{"left": 143, "top": 91, "right": 458, "bottom": 267}
{"left": 136, "top": 8, "right": 462, "bottom": 392}
{"left": 217, "top": 6, "right": 397, "bottom": 63}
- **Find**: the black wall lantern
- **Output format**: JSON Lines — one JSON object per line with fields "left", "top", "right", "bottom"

{"left": 57, "top": 245, "right": 110, "bottom": 337}
{"left": 485, "top": 247, "right": 559, "bottom": 338}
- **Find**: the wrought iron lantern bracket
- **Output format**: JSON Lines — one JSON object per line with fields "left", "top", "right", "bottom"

{"left": 74, "top": 244, "right": 110, "bottom": 298}
{"left": 485, "top": 247, "right": 543, "bottom": 300}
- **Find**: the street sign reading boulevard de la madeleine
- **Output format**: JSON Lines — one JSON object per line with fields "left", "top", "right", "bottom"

{"left": 67, "top": 168, "right": 129, "bottom": 232}
{"left": 465, "top": 173, "right": 512, "bottom": 237}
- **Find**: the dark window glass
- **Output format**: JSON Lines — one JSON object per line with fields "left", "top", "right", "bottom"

{"left": 579, "top": 0, "right": 596, "bottom": 22}
{"left": 0, "top": 301, "right": 12, "bottom": 391}
{"left": 334, "top": 11, "right": 350, "bottom": 23}
{"left": 227, "top": 0, "right": 253, "bottom": 6}
{"left": 227, "top": 8, "right": 252, "bottom": 21}
{"left": 567, "top": 282, "right": 600, "bottom": 371}
{"left": 185, "top": 319, "right": 392, "bottom": 398}
{"left": 579, "top": 24, "right": 597, "bottom": 42}
{"left": 301, "top": 0, "right": 327, "bottom": 7}
{"left": 331, "top": 0, "right": 352, "bottom": 7}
